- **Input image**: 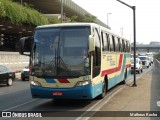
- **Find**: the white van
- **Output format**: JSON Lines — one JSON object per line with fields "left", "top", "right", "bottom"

{"left": 131, "top": 58, "right": 143, "bottom": 74}
{"left": 138, "top": 56, "right": 150, "bottom": 68}
{"left": 146, "top": 53, "right": 153, "bottom": 64}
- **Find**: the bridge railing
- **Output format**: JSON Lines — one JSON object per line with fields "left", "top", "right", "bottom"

{"left": 154, "top": 58, "right": 160, "bottom": 71}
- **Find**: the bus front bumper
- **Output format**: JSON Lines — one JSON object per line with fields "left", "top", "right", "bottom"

{"left": 30, "top": 85, "right": 94, "bottom": 100}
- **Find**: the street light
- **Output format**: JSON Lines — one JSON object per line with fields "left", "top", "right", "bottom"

{"left": 116, "top": 0, "right": 137, "bottom": 87}
{"left": 107, "top": 13, "right": 112, "bottom": 27}
{"left": 61, "top": 0, "right": 63, "bottom": 22}
{"left": 20, "top": 0, "right": 23, "bottom": 5}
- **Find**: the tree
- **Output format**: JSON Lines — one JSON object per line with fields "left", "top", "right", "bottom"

{"left": 46, "top": 16, "right": 61, "bottom": 24}
{"left": 70, "top": 15, "right": 78, "bottom": 22}
{"left": 83, "top": 13, "right": 96, "bottom": 22}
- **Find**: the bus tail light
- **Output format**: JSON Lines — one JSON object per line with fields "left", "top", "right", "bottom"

{"left": 76, "top": 80, "right": 91, "bottom": 87}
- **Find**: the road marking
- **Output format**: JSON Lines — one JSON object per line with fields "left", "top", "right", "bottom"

{"left": 76, "top": 69, "right": 153, "bottom": 120}
{"left": 76, "top": 86, "right": 124, "bottom": 120}
{"left": 3, "top": 99, "right": 39, "bottom": 111}
{"left": 157, "top": 101, "right": 160, "bottom": 107}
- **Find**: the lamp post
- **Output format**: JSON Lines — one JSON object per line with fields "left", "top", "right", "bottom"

{"left": 61, "top": 0, "right": 64, "bottom": 23}
{"left": 107, "top": 13, "right": 112, "bottom": 27}
{"left": 20, "top": 0, "right": 23, "bottom": 5}
{"left": 116, "top": 0, "right": 137, "bottom": 87}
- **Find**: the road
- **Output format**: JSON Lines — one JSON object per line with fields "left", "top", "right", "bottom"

{"left": 0, "top": 64, "right": 158, "bottom": 120}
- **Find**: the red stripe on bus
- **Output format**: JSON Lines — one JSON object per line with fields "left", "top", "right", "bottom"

{"left": 101, "top": 54, "right": 123, "bottom": 77}
{"left": 58, "top": 79, "right": 70, "bottom": 83}
{"left": 126, "top": 64, "right": 131, "bottom": 68}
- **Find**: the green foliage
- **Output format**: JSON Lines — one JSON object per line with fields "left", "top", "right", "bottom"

{"left": 83, "top": 13, "right": 96, "bottom": 22}
{"left": 70, "top": 15, "right": 78, "bottom": 22}
{"left": 155, "top": 52, "right": 160, "bottom": 61}
{"left": 0, "top": 0, "right": 49, "bottom": 25}
{"left": 46, "top": 16, "right": 61, "bottom": 24}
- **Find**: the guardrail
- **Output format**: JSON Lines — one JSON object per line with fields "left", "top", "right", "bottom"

{"left": 0, "top": 52, "right": 29, "bottom": 72}
{"left": 154, "top": 58, "right": 160, "bottom": 71}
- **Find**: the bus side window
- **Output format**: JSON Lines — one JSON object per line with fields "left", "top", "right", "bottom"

{"left": 122, "top": 39, "right": 126, "bottom": 52}
{"left": 110, "top": 35, "right": 114, "bottom": 52}
{"left": 101, "top": 32, "right": 104, "bottom": 51}
{"left": 126, "top": 41, "right": 130, "bottom": 53}
{"left": 112, "top": 35, "right": 116, "bottom": 52}
{"left": 94, "top": 28, "right": 101, "bottom": 66}
{"left": 118, "top": 38, "right": 121, "bottom": 52}
{"left": 106, "top": 33, "right": 110, "bottom": 51}
{"left": 102, "top": 32, "right": 109, "bottom": 51}
{"left": 114, "top": 37, "right": 119, "bottom": 52}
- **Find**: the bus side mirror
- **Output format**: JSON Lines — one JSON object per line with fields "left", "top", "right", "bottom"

{"left": 89, "top": 35, "right": 95, "bottom": 52}
{"left": 19, "top": 36, "right": 33, "bottom": 56}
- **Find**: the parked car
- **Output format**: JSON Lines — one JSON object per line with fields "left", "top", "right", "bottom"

{"left": 0, "top": 65, "right": 15, "bottom": 86}
{"left": 138, "top": 56, "right": 150, "bottom": 68}
{"left": 131, "top": 58, "right": 143, "bottom": 74}
{"left": 21, "top": 66, "right": 29, "bottom": 81}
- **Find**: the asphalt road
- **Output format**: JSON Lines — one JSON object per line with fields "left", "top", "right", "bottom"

{"left": 0, "top": 64, "right": 155, "bottom": 120}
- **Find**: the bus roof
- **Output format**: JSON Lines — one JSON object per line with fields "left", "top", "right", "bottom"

{"left": 36, "top": 22, "right": 129, "bottom": 42}
{"left": 36, "top": 23, "right": 99, "bottom": 29}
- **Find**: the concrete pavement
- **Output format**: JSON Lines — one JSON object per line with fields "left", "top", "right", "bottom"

{"left": 89, "top": 64, "right": 160, "bottom": 120}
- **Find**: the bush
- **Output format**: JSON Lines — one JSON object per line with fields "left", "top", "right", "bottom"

{"left": 0, "top": 0, "right": 49, "bottom": 25}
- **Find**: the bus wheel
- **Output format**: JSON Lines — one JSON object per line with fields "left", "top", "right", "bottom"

{"left": 98, "top": 80, "right": 106, "bottom": 99}
{"left": 122, "top": 69, "right": 127, "bottom": 84}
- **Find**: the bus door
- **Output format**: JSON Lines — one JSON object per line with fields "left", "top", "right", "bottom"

{"left": 92, "top": 28, "right": 101, "bottom": 78}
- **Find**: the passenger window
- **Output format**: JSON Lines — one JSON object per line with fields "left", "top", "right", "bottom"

{"left": 102, "top": 32, "right": 109, "bottom": 51}
{"left": 126, "top": 41, "right": 130, "bottom": 52}
{"left": 122, "top": 39, "right": 126, "bottom": 52}
{"left": 110, "top": 35, "right": 114, "bottom": 52}
{"left": 114, "top": 37, "right": 119, "bottom": 52}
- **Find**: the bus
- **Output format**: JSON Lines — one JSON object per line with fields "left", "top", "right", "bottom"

{"left": 19, "top": 23, "right": 131, "bottom": 100}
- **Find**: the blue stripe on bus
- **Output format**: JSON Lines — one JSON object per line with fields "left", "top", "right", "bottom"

{"left": 107, "top": 54, "right": 127, "bottom": 89}
{"left": 44, "top": 78, "right": 56, "bottom": 83}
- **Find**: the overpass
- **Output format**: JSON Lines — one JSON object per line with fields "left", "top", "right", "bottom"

{"left": 0, "top": 0, "right": 109, "bottom": 71}
{"left": 131, "top": 43, "right": 160, "bottom": 54}
{"left": 0, "top": 0, "right": 109, "bottom": 52}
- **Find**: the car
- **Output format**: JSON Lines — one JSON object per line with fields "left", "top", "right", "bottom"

{"left": 146, "top": 53, "right": 154, "bottom": 64}
{"left": 21, "top": 66, "right": 29, "bottom": 81}
{"left": 131, "top": 58, "right": 143, "bottom": 74}
{"left": 138, "top": 56, "right": 150, "bottom": 68}
{"left": 0, "top": 65, "right": 15, "bottom": 86}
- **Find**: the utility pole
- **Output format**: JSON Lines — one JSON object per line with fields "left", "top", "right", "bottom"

{"left": 61, "top": 0, "right": 64, "bottom": 23}
{"left": 116, "top": 0, "right": 137, "bottom": 87}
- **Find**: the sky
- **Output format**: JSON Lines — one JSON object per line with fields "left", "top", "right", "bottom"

{"left": 72, "top": 0, "right": 160, "bottom": 44}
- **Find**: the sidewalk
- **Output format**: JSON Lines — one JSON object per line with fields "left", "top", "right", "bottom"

{"left": 90, "top": 69, "right": 159, "bottom": 120}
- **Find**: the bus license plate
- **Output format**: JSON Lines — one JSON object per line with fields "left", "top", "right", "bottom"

{"left": 53, "top": 92, "right": 63, "bottom": 96}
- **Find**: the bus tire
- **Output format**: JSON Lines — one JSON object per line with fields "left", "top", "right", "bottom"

{"left": 122, "top": 69, "right": 127, "bottom": 84}
{"left": 98, "top": 76, "right": 108, "bottom": 99}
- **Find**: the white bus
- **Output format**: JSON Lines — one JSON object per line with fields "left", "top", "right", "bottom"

{"left": 19, "top": 23, "right": 131, "bottom": 100}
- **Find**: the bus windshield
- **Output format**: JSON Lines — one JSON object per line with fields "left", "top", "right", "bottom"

{"left": 31, "top": 26, "right": 90, "bottom": 78}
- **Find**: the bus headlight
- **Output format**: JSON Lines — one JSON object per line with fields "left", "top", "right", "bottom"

{"left": 76, "top": 80, "right": 91, "bottom": 86}
{"left": 30, "top": 80, "right": 41, "bottom": 86}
